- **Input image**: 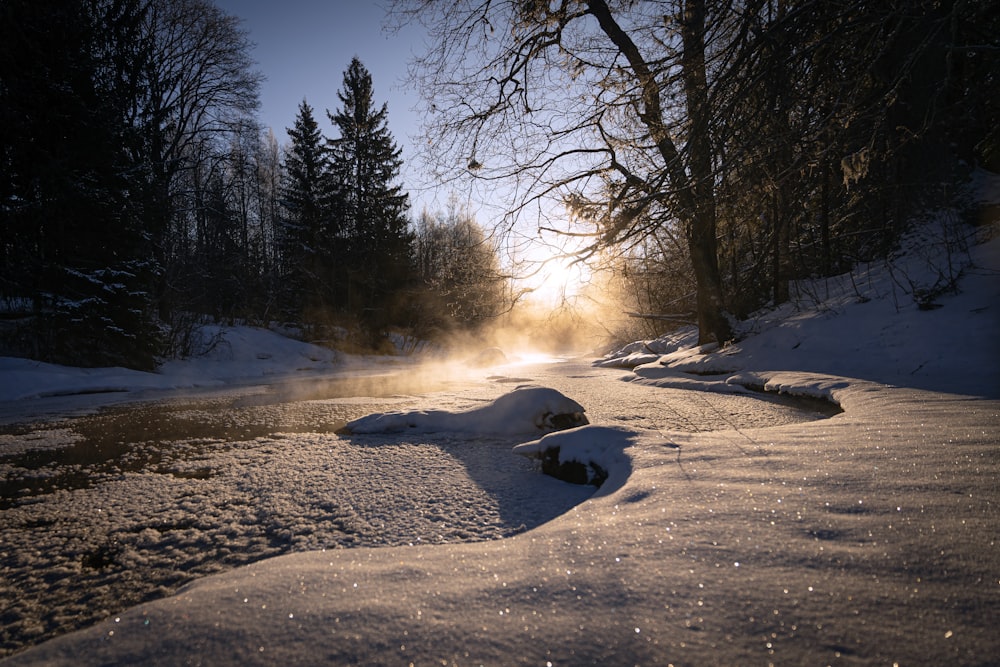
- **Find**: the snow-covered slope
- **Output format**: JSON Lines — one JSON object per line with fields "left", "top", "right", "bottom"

{"left": 0, "top": 325, "right": 343, "bottom": 403}
{"left": 600, "top": 181, "right": 1000, "bottom": 400}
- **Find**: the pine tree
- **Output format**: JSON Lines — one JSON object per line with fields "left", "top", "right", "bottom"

{"left": 327, "top": 58, "right": 412, "bottom": 337}
{"left": 280, "top": 99, "right": 334, "bottom": 319}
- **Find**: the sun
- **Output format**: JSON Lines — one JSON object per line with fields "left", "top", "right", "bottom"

{"left": 527, "top": 255, "right": 588, "bottom": 307}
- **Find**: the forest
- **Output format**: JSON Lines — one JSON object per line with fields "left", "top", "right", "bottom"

{"left": 1, "top": 0, "right": 997, "bottom": 369}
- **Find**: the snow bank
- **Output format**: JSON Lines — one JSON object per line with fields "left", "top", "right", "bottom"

{"left": 7, "top": 379, "right": 998, "bottom": 666}
{"left": 340, "top": 385, "right": 588, "bottom": 435}
{"left": 0, "top": 358, "right": 166, "bottom": 401}
{"left": 594, "top": 326, "right": 699, "bottom": 368}
{"left": 599, "top": 201, "right": 1000, "bottom": 399}
{"left": 0, "top": 326, "right": 345, "bottom": 404}
{"left": 157, "top": 325, "right": 340, "bottom": 383}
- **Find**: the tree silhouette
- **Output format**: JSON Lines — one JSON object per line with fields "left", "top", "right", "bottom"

{"left": 327, "top": 57, "right": 412, "bottom": 337}
{"left": 280, "top": 100, "right": 336, "bottom": 318}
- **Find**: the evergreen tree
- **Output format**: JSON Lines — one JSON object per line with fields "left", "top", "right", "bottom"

{"left": 0, "top": 0, "right": 159, "bottom": 369}
{"left": 327, "top": 58, "right": 412, "bottom": 337}
{"left": 280, "top": 99, "right": 334, "bottom": 319}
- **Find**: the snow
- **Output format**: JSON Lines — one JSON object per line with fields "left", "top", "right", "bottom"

{"left": 0, "top": 325, "right": 343, "bottom": 404}
{"left": 1, "top": 175, "right": 999, "bottom": 665}
{"left": 603, "top": 193, "right": 1000, "bottom": 400}
{"left": 341, "top": 385, "right": 588, "bottom": 435}
{"left": 513, "top": 424, "right": 637, "bottom": 487}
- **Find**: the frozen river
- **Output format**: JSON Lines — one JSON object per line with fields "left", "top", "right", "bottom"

{"left": 0, "top": 358, "right": 836, "bottom": 658}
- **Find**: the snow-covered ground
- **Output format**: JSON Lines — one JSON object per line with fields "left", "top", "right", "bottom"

{"left": 1, "top": 176, "right": 998, "bottom": 664}
{"left": 0, "top": 325, "right": 346, "bottom": 408}
{"left": 0, "top": 355, "right": 828, "bottom": 659}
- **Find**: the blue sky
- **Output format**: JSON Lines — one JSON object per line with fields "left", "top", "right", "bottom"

{"left": 213, "top": 1, "right": 429, "bottom": 200}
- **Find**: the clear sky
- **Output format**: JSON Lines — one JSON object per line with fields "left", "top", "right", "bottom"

{"left": 213, "top": 1, "right": 430, "bottom": 203}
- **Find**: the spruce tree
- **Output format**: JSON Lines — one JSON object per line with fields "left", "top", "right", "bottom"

{"left": 327, "top": 58, "right": 412, "bottom": 337}
{"left": 280, "top": 99, "right": 334, "bottom": 319}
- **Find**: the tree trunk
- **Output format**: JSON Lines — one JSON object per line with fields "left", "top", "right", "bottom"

{"left": 680, "top": 0, "right": 732, "bottom": 344}
{"left": 771, "top": 191, "right": 790, "bottom": 304}
{"left": 688, "top": 209, "right": 731, "bottom": 344}
{"left": 821, "top": 166, "right": 832, "bottom": 276}
{"left": 588, "top": 0, "right": 731, "bottom": 345}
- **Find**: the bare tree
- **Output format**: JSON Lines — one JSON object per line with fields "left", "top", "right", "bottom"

{"left": 412, "top": 200, "right": 510, "bottom": 329}
{"left": 138, "top": 0, "right": 262, "bottom": 316}
{"left": 141, "top": 0, "right": 261, "bottom": 182}
{"left": 393, "top": 0, "right": 736, "bottom": 343}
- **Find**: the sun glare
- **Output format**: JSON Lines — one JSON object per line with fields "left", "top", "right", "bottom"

{"left": 528, "top": 256, "right": 588, "bottom": 306}
{"left": 507, "top": 350, "right": 567, "bottom": 366}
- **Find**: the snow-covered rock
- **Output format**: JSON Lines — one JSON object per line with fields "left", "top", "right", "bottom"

{"left": 338, "top": 385, "right": 588, "bottom": 436}
{"left": 512, "top": 424, "right": 637, "bottom": 487}
{"left": 595, "top": 326, "right": 700, "bottom": 368}
{"left": 593, "top": 349, "right": 660, "bottom": 368}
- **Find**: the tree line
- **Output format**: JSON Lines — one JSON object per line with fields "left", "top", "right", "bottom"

{"left": 1, "top": 0, "right": 509, "bottom": 369}
{"left": 397, "top": 0, "right": 998, "bottom": 344}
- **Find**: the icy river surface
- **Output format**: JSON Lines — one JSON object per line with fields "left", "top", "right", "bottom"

{"left": 0, "top": 358, "right": 835, "bottom": 658}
